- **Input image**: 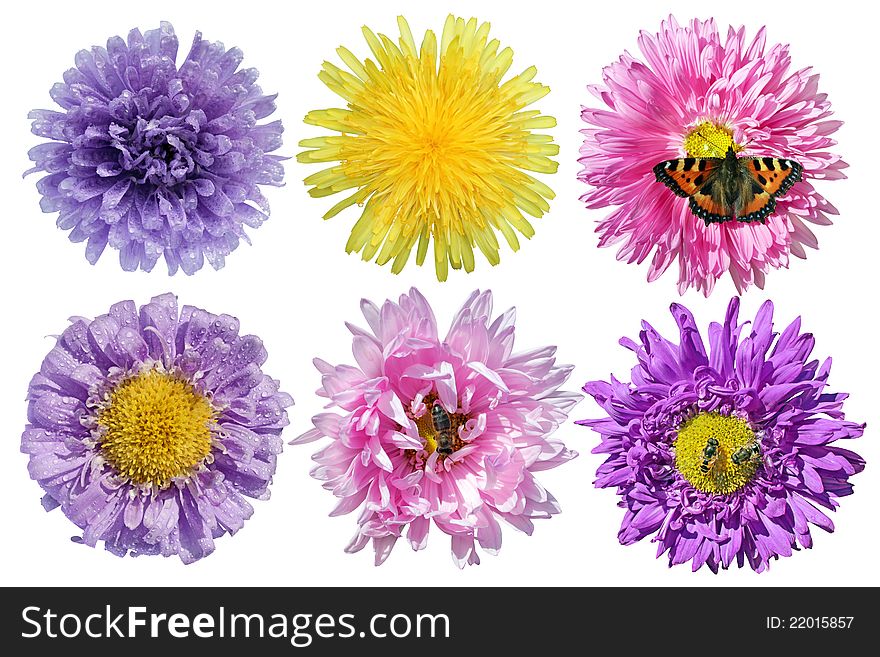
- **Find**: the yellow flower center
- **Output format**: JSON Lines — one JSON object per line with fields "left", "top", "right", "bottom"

{"left": 299, "top": 15, "right": 558, "bottom": 281}
{"left": 97, "top": 369, "right": 215, "bottom": 487}
{"left": 674, "top": 412, "right": 761, "bottom": 494}
{"left": 683, "top": 121, "right": 742, "bottom": 158}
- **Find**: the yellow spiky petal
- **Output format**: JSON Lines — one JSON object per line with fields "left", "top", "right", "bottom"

{"left": 97, "top": 369, "right": 215, "bottom": 488}
{"left": 299, "top": 15, "right": 558, "bottom": 281}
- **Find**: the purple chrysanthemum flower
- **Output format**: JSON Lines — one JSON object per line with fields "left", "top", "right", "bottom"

{"left": 21, "top": 293, "right": 293, "bottom": 563}
{"left": 26, "top": 22, "right": 285, "bottom": 274}
{"left": 580, "top": 298, "right": 865, "bottom": 572}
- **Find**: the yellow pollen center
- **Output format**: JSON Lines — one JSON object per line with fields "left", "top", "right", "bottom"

{"left": 97, "top": 369, "right": 215, "bottom": 487}
{"left": 674, "top": 412, "right": 760, "bottom": 494}
{"left": 683, "top": 121, "right": 742, "bottom": 158}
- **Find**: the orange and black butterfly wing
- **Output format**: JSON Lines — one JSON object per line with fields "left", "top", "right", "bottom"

{"left": 653, "top": 157, "right": 721, "bottom": 197}
{"left": 653, "top": 158, "right": 733, "bottom": 223}
{"left": 736, "top": 157, "right": 804, "bottom": 223}
{"left": 688, "top": 191, "right": 734, "bottom": 224}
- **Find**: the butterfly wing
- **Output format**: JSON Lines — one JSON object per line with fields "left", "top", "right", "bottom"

{"left": 653, "top": 157, "right": 722, "bottom": 198}
{"left": 653, "top": 158, "right": 735, "bottom": 223}
{"left": 736, "top": 157, "right": 804, "bottom": 223}
{"left": 688, "top": 189, "right": 734, "bottom": 224}
{"left": 745, "top": 157, "right": 803, "bottom": 195}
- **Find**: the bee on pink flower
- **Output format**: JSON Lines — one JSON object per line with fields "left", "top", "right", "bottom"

{"left": 293, "top": 289, "right": 580, "bottom": 567}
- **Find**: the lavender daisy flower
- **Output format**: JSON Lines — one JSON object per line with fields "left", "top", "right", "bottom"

{"left": 580, "top": 298, "right": 865, "bottom": 572}
{"left": 26, "top": 22, "right": 285, "bottom": 274}
{"left": 21, "top": 294, "right": 293, "bottom": 563}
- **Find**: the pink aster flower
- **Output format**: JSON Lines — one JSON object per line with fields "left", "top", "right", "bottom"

{"left": 292, "top": 289, "right": 580, "bottom": 567}
{"left": 579, "top": 16, "right": 846, "bottom": 295}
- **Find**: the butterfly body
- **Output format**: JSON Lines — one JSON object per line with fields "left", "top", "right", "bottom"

{"left": 653, "top": 147, "right": 803, "bottom": 225}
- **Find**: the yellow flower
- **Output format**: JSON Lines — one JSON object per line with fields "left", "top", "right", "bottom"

{"left": 298, "top": 15, "right": 559, "bottom": 281}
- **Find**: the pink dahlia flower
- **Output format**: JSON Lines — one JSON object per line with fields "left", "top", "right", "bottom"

{"left": 579, "top": 17, "right": 846, "bottom": 295}
{"left": 293, "top": 289, "right": 580, "bottom": 567}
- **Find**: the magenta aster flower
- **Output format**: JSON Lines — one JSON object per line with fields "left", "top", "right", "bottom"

{"left": 580, "top": 298, "right": 865, "bottom": 572}
{"left": 579, "top": 17, "right": 845, "bottom": 295}
{"left": 21, "top": 294, "right": 292, "bottom": 563}
{"left": 26, "top": 22, "right": 285, "bottom": 274}
{"left": 293, "top": 289, "right": 580, "bottom": 567}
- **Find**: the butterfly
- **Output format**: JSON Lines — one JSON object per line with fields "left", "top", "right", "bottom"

{"left": 653, "top": 146, "right": 803, "bottom": 225}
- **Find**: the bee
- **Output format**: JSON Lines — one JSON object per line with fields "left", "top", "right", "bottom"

{"left": 731, "top": 441, "right": 762, "bottom": 466}
{"left": 699, "top": 437, "right": 719, "bottom": 474}
{"left": 431, "top": 402, "right": 454, "bottom": 456}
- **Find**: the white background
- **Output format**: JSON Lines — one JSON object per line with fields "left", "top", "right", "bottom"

{"left": 1, "top": 0, "right": 877, "bottom": 588}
